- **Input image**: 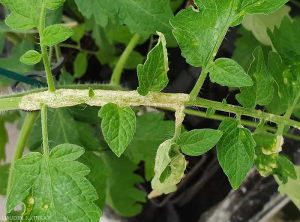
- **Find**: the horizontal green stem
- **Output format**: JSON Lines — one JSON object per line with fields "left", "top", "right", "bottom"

{"left": 1, "top": 89, "right": 300, "bottom": 131}
{"left": 182, "top": 108, "right": 300, "bottom": 141}
{"left": 189, "top": 98, "right": 300, "bottom": 128}
{"left": 59, "top": 43, "right": 97, "bottom": 55}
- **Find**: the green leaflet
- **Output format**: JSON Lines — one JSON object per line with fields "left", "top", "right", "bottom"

{"left": 242, "top": 5, "right": 291, "bottom": 46}
{"left": 170, "top": 0, "right": 287, "bottom": 68}
{"left": 276, "top": 166, "right": 300, "bottom": 210}
{"left": 5, "top": 12, "right": 36, "bottom": 31}
{"left": 74, "top": 0, "right": 173, "bottom": 37}
{"left": 0, "top": 0, "right": 42, "bottom": 30}
{"left": 236, "top": 46, "right": 274, "bottom": 108}
{"left": 208, "top": 58, "right": 253, "bottom": 87}
{"left": 102, "top": 152, "right": 146, "bottom": 217}
{"left": 0, "top": 118, "right": 8, "bottom": 164}
{"left": 232, "top": 27, "right": 271, "bottom": 71}
{"left": 41, "top": 24, "right": 74, "bottom": 46}
{"left": 217, "top": 118, "right": 256, "bottom": 190}
{"left": 20, "top": 50, "right": 42, "bottom": 65}
{"left": 177, "top": 129, "right": 223, "bottom": 156}
{"left": 268, "top": 52, "right": 295, "bottom": 107}
{"left": 99, "top": 103, "right": 136, "bottom": 157}
{"left": 7, "top": 144, "right": 102, "bottom": 221}
{"left": 0, "top": 164, "right": 9, "bottom": 196}
{"left": 137, "top": 32, "right": 169, "bottom": 96}
{"left": 45, "top": 0, "right": 66, "bottom": 10}
{"left": 151, "top": 139, "right": 187, "bottom": 195}
{"left": 276, "top": 155, "right": 297, "bottom": 184}
{"left": 125, "top": 112, "right": 175, "bottom": 181}
{"left": 268, "top": 17, "right": 300, "bottom": 65}
{"left": 71, "top": 24, "right": 86, "bottom": 43}
{"left": 74, "top": 53, "right": 88, "bottom": 78}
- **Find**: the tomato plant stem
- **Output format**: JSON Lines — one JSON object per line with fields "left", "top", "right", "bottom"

{"left": 189, "top": 23, "right": 231, "bottom": 100}
{"left": 39, "top": 1, "right": 56, "bottom": 93}
{"left": 110, "top": 34, "right": 141, "bottom": 85}
{"left": 1, "top": 88, "right": 300, "bottom": 132}
{"left": 6, "top": 112, "right": 39, "bottom": 197}
{"left": 277, "top": 89, "right": 300, "bottom": 135}
{"left": 41, "top": 104, "right": 50, "bottom": 158}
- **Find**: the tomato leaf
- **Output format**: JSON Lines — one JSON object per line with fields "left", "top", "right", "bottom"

{"left": 208, "top": 58, "right": 253, "bottom": 87}
{"left": 236, "top": 46, "right": 274, "bottom": 108}
{"left": 20, "top": 50, "right": 42, "bottom": 65}
{"left": 41, "top": 24, "right": 74, "bottom": 46}
{"left": 99, "top": 103, "right": 136, "bottom": 157}
{"left": 74, "top": 53, "right": 88, "bottom": 78}
{"left": 137, "top": 32, "right": 169, "bottom": 96}
{"left": 7, "top": 144, "right": 102, "bottom": 221}
{"left": 217, "top": 118, "right": 256, "bottom": 190}
{"left": 177, "top": 129, "right": 222, "bottom": 156}
{"left": 74, "top": 0, "right": 173, "bottom": 37}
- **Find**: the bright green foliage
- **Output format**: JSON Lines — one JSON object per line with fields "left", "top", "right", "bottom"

{"left": 170, "top": 0, "right": 287, "bottom": 68}
{"left": 236, "top": 46, "right": 274, "bottom": 108}
{"left": 74, "top": 53, "right": 88, "bottom": 78}
{"left": 20, "top": 50, "right": 42, "bottom": 65}
{"left": 99, "top": 103, "right": 136, "bottom": 157}
{"left": 217, "top": 118, "right": 256, "bottom": 189}
{"left": 268, "top": 17, "right": 300, "bottom": 64}
{"left": 208, "top": 58, "right": 253, "bottom": 87}
{"left": 151, "top": 140, "right": 187, "bottom": 195}
{"left": 232, "top": 27, "right": 271, "bottom": 71}
{"left": 137, "top": 32, "right": 169, "bottom": 96}
{"left": 277, "top": 155, "right": 297, "bottom": 184}
{"left": 125, "top": 112, "right": 175, "bottom": 180}
{"left": 7, "top": 144, "right": 102, "bottom": 221}
{"left": 41, "top": 24, "right": 74, "bottom": 46}
{"left": 268, "top": 52, "right": 295, "bottom": 107}
{"left": 0, "top": 164, "right": 9, "bottom": 195}
{"left": 206, "top": 107, "right": 216, "bottom": 117}
{"left": 276, "top": 166, "right": 300, "bottom": 210}
{"left": 0, "top": 119, "right": 8, "bottom": 163}
{"left": 177, "top": 129, "right": 222, "bottom": 156}
{"left": 102, "top": 152, "right": 146, "bottom": 217}
{"left": 45, "top": 0, "right": 66, "bottom": 10}
{"left": 0, "top": 0, "right": 42, "bottom": 30}
{"left": 242, "top": 5, "right": 291, "bottom": 46}
{"left": 74, "top": 0, "right": 173, "bottom": 37}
